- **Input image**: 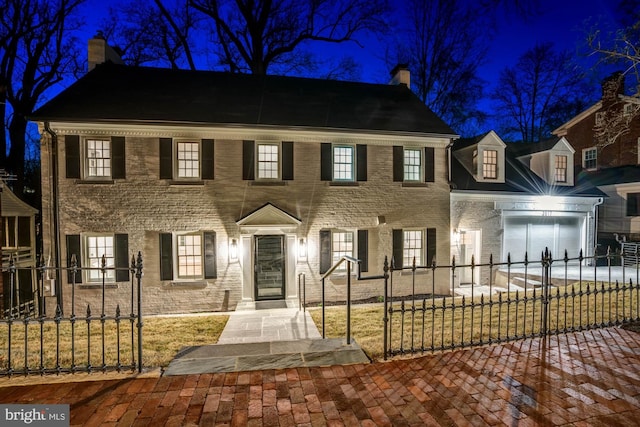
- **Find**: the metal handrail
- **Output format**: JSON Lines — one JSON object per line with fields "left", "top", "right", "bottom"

{"left": 321, "top": 255, "right": 360, "bottom": 345}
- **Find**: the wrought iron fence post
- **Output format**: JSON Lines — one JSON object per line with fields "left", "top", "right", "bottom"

{"left": 135, "top": 252, "right": 143, "bottom": 373}
{"left": 542, "top": 248, "right": 552, "bottom": 337}
{"left": 346, "top": 261, "right": 352, "bottom": 345}
{"left": 8, "top": 255, "right": 15, "bottom": 318}
{"left": 321, "top": 277, "right": 326, "bottom": 339}
{"left": 383, "top": 256, "right": 389, "bottom": 361}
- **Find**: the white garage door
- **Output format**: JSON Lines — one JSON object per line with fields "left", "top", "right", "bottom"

{"left": 503, "top": 216, "right": 582, "bottom": 263}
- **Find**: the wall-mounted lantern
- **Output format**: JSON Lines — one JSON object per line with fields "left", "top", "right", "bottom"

{"left": 298, "top": 238, "right": 307, "bottom": 260}
{"left": 229, "top": 238, "right": 238, "bottom": 261}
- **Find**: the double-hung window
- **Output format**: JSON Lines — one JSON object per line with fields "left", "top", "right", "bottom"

{"left": 404, "top": 148, "right": 422, "bottom": 181}
{"left": 243, "top": 141, "right": 293, "bottom": 181}
{"left": 177, "top": 233, "right": 202, "bottom": 279}
{"left": 160, "top": 138, "right": 214, "bottom": 181}
{"left": 331, "top": 231, "right": 354, "bottom": 269}
{"left": 86, "top": 235, "right": 115, "bottom": 282}
{"left": 321, "top": 143, "right": 367, "bottom": 182}
{"left": 333, "top": 145, "right": 355, "bottom": 181}
{"left": 65, "top": 135, "right": 125, "bottom": 180}
{"left": 176, "top": 141, "right": 200, "bottom": 179}
{"left": 555, "top": 155, "right": 567, "bottom": 183}
{"left": 482, "top": 150, "right": 498, "bottom": 179}
{"left": 86, "top": 139, "right": 111, "bottom": 178}
{"left": 393, "top": 146, "right": 434, "bottom": 183}
{"left": 257, "top": 143, "right": 280, "bottom": 179}
{"left": 402, "top": 230, "right": 423, "bottom": 266}
{"left": 65, "top": 233, "right": 130, "bottom": 284}
{"left": 583, "top": 148, "right": 597, "bottom": 170}
{"left": 159, "top": 231, "right": 217, "bottom": 281}
{"left": 393, "top": 228, "right": 437, "bottom": 268}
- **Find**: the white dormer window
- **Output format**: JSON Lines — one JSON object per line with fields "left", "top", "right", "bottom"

{"left": 482, "top": 150, "right": 498, "bottom": 179}
{"left": 555, "top": 155, "right": 567, "bottom": 183}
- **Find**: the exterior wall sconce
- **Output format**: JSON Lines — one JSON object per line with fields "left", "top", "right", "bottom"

{"left": 229, "top": 239, "right": 238, "bottom": 261}
{"left": 298, "top": 238, "right": 307, "bottom": 260}
{"left": 452, "top": 229, "right": 461, "bottom": 245}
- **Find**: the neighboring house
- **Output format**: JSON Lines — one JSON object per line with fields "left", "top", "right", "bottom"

{"left": 450, "top": 131, "right": 604, "bottom": 287}
{"left": 30, "top": 38, "right": 457, "bottom": 315}
{"left": 1, "top": 181, "right": 38, "bottom": 316}
{"left": 554, "top": 72, "right": 640, "bottom": 249}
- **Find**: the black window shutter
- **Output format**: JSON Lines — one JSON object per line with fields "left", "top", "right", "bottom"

{"left": 424, "top": 147, "right": 435, "bottom": 182}
{"left": 356, "top": 144, "right": 367, "bottom": 181}
{"left": 319, "top": 230, "right": 331, "bottom": 274}
{"left": 392, "top": 229, "right": 403, "bottom": 269}
{"left": 357, "top": 229, "right": 368, "bottom": 273}
{"left": 114, "top": 233, "right": 130, "bottom": 282}
{"left": 282, "top": 141, "right": 294, "bottom": 180}
{"left": 243, "top": 140, "right": 255, "bottom": 180}
{"left": 393, "top": 146, "right": 403, "bottom": 182}
{"left": 427, "top": 228, "right": 437, "bottom": 266}
{"left": 65, "top": 135, "right": 80, "bottom": 179}
{"left": 159, "top": 138, "right": 173, "bottom": 179}
{"left": 204, "top": 231, "right": 217, "bottom": 279}
{"left": 111, "top": 136, "right": 126, "bottom": 179}
{"left": 159, "top": 233, "right": 173, "bottom": 281}
{"left": 201, "top": 139, "right": 215, "bottom": 180}
{"left": 320, "top": 143, "right": 332, "bottom": 181}
{"left": 66, "top": 234, "right": 82, "bottom": 284}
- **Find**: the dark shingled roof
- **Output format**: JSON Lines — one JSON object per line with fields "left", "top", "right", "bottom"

{"left": 31, "top": 62, "right": 456, "bottom": 136}
{"left": 577, "top": 165, "right": 640, "bottom": 186}
{"left": 451, "top": 138, "right": 605, "bottom": 197}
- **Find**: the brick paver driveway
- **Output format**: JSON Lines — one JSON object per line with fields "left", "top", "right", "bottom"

{"left": 1, "top": 327, "right": 639, "bottom": 426}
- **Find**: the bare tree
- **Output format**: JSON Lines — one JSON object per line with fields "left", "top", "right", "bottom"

{"left": 189, "top": 0, "right": 390, "bottom": 75}
{"left": 103, "top": 0, "right": 198, "bottom": 70}
{"left": 0, "top": 0, "right": 85, "bottom": 195}
{"left": 492, "top": 42, "right": 590, "bottom": 142}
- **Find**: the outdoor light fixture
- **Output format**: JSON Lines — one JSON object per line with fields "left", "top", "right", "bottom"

{"left": 453, "top": 229, "right": 461, "bottom": 245}
{"left": 298, "top": 238, "right": 307, "bottom": 260}
{"left": 229, "top": 239, "right": 238, "bottom": 261}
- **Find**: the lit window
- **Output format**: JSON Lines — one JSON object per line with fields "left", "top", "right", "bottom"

{"left": 332, "top": 231, "right": 353, "bottom": 269}
{"left": 177, "top": 234, "right": 202, "bottom": 279}
{"left": 403, "top": 230, "right": 423, "bottom": 266}
{"left": 555, "top": 155, "right": 567, "bottom": 183}
{"left": 86, "top": 139, "right": 111, "bottom": 177}
{"left": 404, "top": 148, "right": 422, "bottom": 181}
{"left": 86, "top": 235, "right": 114, "bottom": 282}
{"left": 583, "top": 148, "right": 597, "bottom": 170}
{"left": 176, "top": 142, "right": 200, "bottom": 178}
{"left": 333, "top": 145, "right": 354, "bottom": 181}
{"left": 483, "top": 150, "right": 497, "bottom": 179}
{"left": 257, "top": 143, "right": 279, "bottom": 179}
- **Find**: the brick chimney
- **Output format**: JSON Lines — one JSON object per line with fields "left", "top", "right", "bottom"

{"left": 389, "top": 64, "right": 410, "bottom": 87}
{"left": 602, "top": 71, "right": 625, "bottom": 106}
{"left": 88, "top": 31, "right": 123, "bottom": 72}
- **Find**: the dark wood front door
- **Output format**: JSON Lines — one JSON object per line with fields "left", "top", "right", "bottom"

{"left": 254, "top": 235, "right": 285, "bottom": 300}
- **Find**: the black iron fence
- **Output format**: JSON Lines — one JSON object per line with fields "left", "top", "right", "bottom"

{"left": 0, "top": 253, "right": 143, "bottom": 377}
{"left": 383, "top": 248, "right": 640, "bottom": 360}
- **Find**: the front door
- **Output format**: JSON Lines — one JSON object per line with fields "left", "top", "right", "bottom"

{"left": 254, "top": 235, "right": 285, "bottom": 300}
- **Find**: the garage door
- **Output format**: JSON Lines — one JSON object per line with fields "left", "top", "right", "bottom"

{"left": 503, "top": 216, "right": 582, "bottom": 263}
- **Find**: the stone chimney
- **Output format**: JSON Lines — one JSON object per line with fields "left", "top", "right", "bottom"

{"left": 88, "top": 31, "right": 124, "bottom": 72}
{"left": 389, "top": 64, "right": 410, "bottom": 87}
{"left": 602, "top": 71, "right": 625, "bottom": 106}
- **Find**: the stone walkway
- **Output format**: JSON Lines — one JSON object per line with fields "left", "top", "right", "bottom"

{"left": 1, "top": 327, "right": 639, "bottom": 425}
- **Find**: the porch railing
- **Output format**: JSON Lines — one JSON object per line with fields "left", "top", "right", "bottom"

{"left": 0, "top": 252, "right": 144, "bottom": 377}
{"left": 320, "top": 256, "right": 361, "bottom": 344}
{"left": 383, "top": 248, "right": 640, "bottom": 360}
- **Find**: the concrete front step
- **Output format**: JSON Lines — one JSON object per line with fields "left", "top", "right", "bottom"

{"left": 163, "top": 338, "right": 370, "bottom": 375}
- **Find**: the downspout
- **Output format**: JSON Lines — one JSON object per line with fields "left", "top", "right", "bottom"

{"left": 44, "top": 122, "right": 62, "bottom": 312}
{"left": 594, "top": 197, "right": 604, "bottom": 261}
{"left": 446, "top": 139, "right": 456, "bottom": 185}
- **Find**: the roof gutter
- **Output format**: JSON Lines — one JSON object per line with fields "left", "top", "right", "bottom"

{"left": 44, "top": 121, "right": 63, "bottom": 312}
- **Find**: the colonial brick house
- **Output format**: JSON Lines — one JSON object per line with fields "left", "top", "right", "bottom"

{"left": 553, "top": 72, "right": 640, "bottom": 248}
{"left": 450, "top": 131, "right": 604, "bottom": 287}
{"left": 30, "top": 42, "right": 457, "bottom": 314}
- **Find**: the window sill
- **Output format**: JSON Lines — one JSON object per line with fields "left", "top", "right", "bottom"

{"left": 169, "top": 281, "right": 208, "bottom": 289}
{"left": 75, "top": 179, "right": 115, "bottom": 185}
{"left": 168, "top": 180, "right": 205, "bottom": 186}
{"left": 401, "top": 182, "right": 429, "bottom": 188}
{"left": 328, "top": 181, "right": 359, "bottom": 187}
{"left": 250, "top": 181, "right": 287, "bottom": 186}
{"left": 79, "top": 283, "right": 119, "bottom": 289}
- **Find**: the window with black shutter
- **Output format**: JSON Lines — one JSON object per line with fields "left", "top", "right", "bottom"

{"left": 319, "top": 230, "right": 331, "bottom": 274}
{"left": 204, "top": 231, "right": 217, "bottom": 279}
{"left": 243, "top": 140, "right": 255, "bottom": 180}
{"left": 357, "top": 229, "right": 368, "bottom": 273}
{"left": 114, "top": 233, "right": 130, "bottom": 282}
{"left": 65, "top": 135, "right": 81, "bottom": 179}
{"left": 201, "top": 139, "right": 215, "bottom": 180}
{"left": 111, "top": 136, "right": 126, "bottom": 179}
{"left": 65, "top": 234, "right": 82, "bottom": 284}
{"left": 159, "top": 233, "right": 173, "bottom": 280}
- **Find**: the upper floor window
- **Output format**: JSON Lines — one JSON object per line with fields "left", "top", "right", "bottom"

{"left": 403, "top": 229, "right": 423, "bottom": 266}
{"left": 555, "top": 155, "right": 567, "bottom": 183}
{"left": 65, "top": 135, "right": 125, "bottom": 180}
{"left": 86, "top": 139, "right": 111, "bottom": 178}
{"left": 333, "top": 145, "right": 354, "bottom": 181}
{"left": 160, "top": 138, "right": 214, "bottom": 181}
{"left": 320, "top": 143, "right": 367, "bottom": 182}
{"left": 482, "top": 150, "right": 498, "bottom": 179}
{"left": 404, "top": 148, "right": 422, "bottom": 181}
{"left": 624, "top": 103, "right": 634, "bottom": 117}
{"left": 583, "top": 147, "right": 597, "bottom": 170}
{"left": 627, "top": 193, "right": 640, "bottom": 216}
{"left": 257, "top": 143, "right": 279, "bottom": 179}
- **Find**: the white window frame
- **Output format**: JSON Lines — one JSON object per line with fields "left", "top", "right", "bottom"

{"left": 331, "top": 231, "right": 354, "bottom": 271}
{"left": 482, "top": 149, "right": 498, "bottom": 179}
{"left": 175, "top": 140, "right": 201, "bottom": 180}
{"left": 404, "top": 148, "right": 423, "bottom": 182}
{"left": 583, "top": 147, "right": 597, "bottom": 170}
{"left": 333, "top": 145, "right": 355, "bottom": 181}
{"left": 554, "top": 155, "right": 567, "bottom": 183}
{"left": 84, "top": 137, "right": 112, "bottom": 179}
{"left": 176, "top": 232, "right": 203, "bottom": 279}
{"left": 256, "top": 142, "right": 281, "bottom": 180}
{"left": 595, "top": 112, "right": 603, "bottom": 127}
{"left": 624, "top": 103, "right": 634, "bottom": 117}
{"left": 403, "top": 229, "right": 424, "bottom": 267}
{"left": 84, "top": 234, "right": 115, "bottom": 283}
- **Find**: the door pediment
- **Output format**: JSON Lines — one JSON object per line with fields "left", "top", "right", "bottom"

{"left": 236, "top": 203, "right": 301, "bottom": 233}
